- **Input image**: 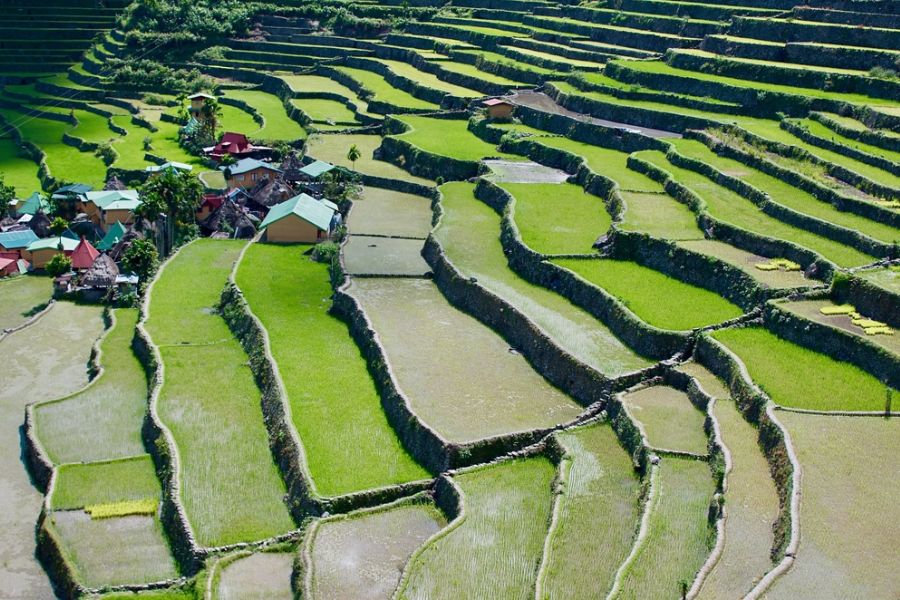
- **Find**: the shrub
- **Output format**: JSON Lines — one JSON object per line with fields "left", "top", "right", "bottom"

{"left": 122, "top": 238, "right": 159, "bottom": 283}
{"left": 45, "top": 254, "right": 72, "bottom": 277}
{"left": 313, "top": 241, "right": 339, "bottom": 264}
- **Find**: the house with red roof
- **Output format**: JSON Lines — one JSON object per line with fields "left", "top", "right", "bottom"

{"left": 70, "top": 237, "right": 100, "bottom": 270}
{"left": 205, "top": 132, "right": 271, "bottom": 163}
{"left": 482, "top": 98, "right": 514, "bottom": 120}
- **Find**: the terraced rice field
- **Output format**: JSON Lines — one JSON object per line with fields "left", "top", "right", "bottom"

{"left": 4, "top": 0, "right": 900, "bottom": 595}
{"left": 306, "top": 500, "right": 445, "bottom": 599}
{"left": 145, "top": 240, "right": 294, "bottom": 546}
{"left": 0, "top": 137, "right": 41, "bottom": 194}
{"left": 392, "top": 115, "right": 522, "bottom": 162}
{"left": 0, "top": 275, "right": 51, "bottom": 330}
{"left": 305, "top": 133, "right": 433, "bottom": 185}
{"left": 347, "top": 278, "right": 582, "bottom": 442}
{"left": 613, "top": 458, "right": 716, "bottom": 600}
{"left": 621, "top": 385, "right": 708, "bottom": 454}
{"left": 712, "top": 327, "right": 895, "bottom": 411}
{"left": 236, "top": 243, "right": 429, "bottom": 496}
{"left": 554, "top": 258, "right": 744, "bottom": 331}
{"left": 769, "top": 413, "right": 900, "bottom": 599}
{"left": 222, "top": 89, "right": 307, "bottom": 141}
{"left": 0, "top": 303, "right": 104, "bottom": 598}
{"left": 398, "top": 458, "right": 555, "bottom": 599}
{"left": 437, "top": 182, "right": 652, "bottom": 375}
{"left": 539, "top": 424, "right": 643, "bottom": 599}
{"left": 499, "top": 182, "right": 611, "bottom": 254}
{"left": 215, "top": 552, "right": 294, "bottom": 600}
{"left": 34, "top": 309, "right": 147, "bottom": 463}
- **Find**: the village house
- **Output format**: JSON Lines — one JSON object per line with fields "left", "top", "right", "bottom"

{"left": 70, "top": 237, "right": 100, "bottom": 271}
{"left": 11, "top": 192, "right": 48, "bottom": 218}
{"left": 482, "top": 98, "right": 515, "bottom": 120}
{"left": 77, "top": 190, "right": 141, "bottom": 229}
{"left": 145, "top": 162, "right": 193, "bottom": 178}
{"left": 0, "top": 253, "right": 29, "bottom": 277}
{"left": 206, "top": 132, "right": 271, "bottom": 163}
{"left": 260, "top": 193, "right": 338, "bottom": 243}
{"left": 187, "top": 93, "right": 216, "bottom": 123}
{"left": 97, "top": 222, "right": 128, "bottom": 252}
{"left": 0, "top": 229, "right": 38, "bottom": 258}
{"left": 223, "top": 158, "right": 282, "bottom": 189}
{"left": 298, "top": 160, "right": 335, "bottom": 182}
{"left": 26, "top": 235, "right": 80, "bottom": 269}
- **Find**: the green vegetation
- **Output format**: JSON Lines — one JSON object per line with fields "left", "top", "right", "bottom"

{"left": 618, "top": 191, "right": 703, "bottom": 240}
{"left": 540, "top": 424, "right": 643, "bottom": 599}
{"left": 399, "top": 457, "right": 555, "bottom": 599}
{"left": 499, "top": 182, "right": 611, "bottom": 254}
{"left": 305, "top": 133, "right": 433, "bottom": 185}
{"left": 0, "top": 137, "right": 41, "bottom": 194}
{"left": 393, "top": 115, "right": 522, "bottom": 162}
{"left": 639, "top": 146, "right": 876, "bottom": 267}
{"left": 615, "top": 458, "right": 716, "bottom": 600}
{"left": 698, "top": 397, "right": 780, "bottom": 600}
{"left": 236, "top": 244, "right": 429, "bottom": 496}
{"left": 222, "top": 89, "right": 307, "bottom": 141}
{"left": 769, "top": 414, "right": 900, "bottom": 599}
{"left": 437, "top": 182, "right": 651, "bottom": 376}
{"left": 622, "top": 385, "right": 708, "bottom": 454}
{"left": 146, "top": 240, "right": 293, "bottom": 546}
{"left": 0, "top": 276, "right": 51, "bottom": 330}
{"left": 712, "top": 327, "right": 896, "bottom": 411}
{"left": 554, "top": 258, "right": 744, "bottom": 330}
{"left": 51, "top": 456, "right": 160, "bottom": 511}
{"left": 45, "top": 512, "right": 177, "bottom": 589}
{"left": 530, "top": 136, "right": 663, "bottom": 192}
{"left": 371, "top": 58, "right": 485, "bottom": 97}
{"left": 35, "top": 309, "right": 147, "bottom": 464}
{"left": 334, "top": 67, "right": 439, "bottom": 110}
{"left": 0, "top": 108, "right": 107, "bottom": 187}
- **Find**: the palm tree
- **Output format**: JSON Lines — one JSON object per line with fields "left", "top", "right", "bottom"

{"left": 347, "top": 144, "right": 361, "bottom": 170}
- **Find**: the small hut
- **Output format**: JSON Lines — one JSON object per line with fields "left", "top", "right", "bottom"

{"left": 280, "top": 152, "right": 305, "bottom": 184}
{"left": 71, "top": 237, "right": 100, "bottom": 270}
{"left": 482, "top": 98, "right": 514, "bottom": 120}
{"left": 80, "top": 254, "right": 119, "bottom": 290}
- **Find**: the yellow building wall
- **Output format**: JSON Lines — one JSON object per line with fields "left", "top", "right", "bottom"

{"left": 266, "top": 216, "right": 323, "bottom": 243}
{"left": 30, "top": 248, "right": 63, "bottom": 269}
{"left": 103, "top": 209, "right": 135, "bottom": 228}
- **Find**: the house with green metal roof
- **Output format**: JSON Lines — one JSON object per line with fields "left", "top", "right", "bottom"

{"left": 15, "top": 192, "right": 49, "bottom": 217}
{"left": 298, "top": 160, "right": 335, "bottom": 180}
{"left": 260, "top": 193, "right": 337, "bottom": 243}
{"left": 78, "top": 190, "right": 141, "bottom": 230}
{"left": 145, "top": 161, "right": 193, "bottom": 176}
{"left": 97, "top": 222, "right": 128, "bottom": 252}
{"left": 26, "top": 235, "right": 80, "bottom": 269}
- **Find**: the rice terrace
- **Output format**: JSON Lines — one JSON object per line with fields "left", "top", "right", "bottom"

{"left": 0, "top": 0, "right": 898, "bottom": 598}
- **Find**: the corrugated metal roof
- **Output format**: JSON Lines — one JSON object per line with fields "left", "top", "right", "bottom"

{"left": 260, "top": 193, "right": 335, "bottom": 232}
{"left": 299, "top": 160, "right": 335, "bottom": 179}
{"left": 224, "top": 158, "right": 282, "bottom": 176}
{"left": 83, "top": 190, "right": 140, "bottom": 210}
{"left": 27, "top": 236, "right": 80, "bottom": 252}
{"left": 97, "top": 222, "right": 127, "bottom": 251}
{"left": 0, "top": 229, "right": 38, "bottom": 249}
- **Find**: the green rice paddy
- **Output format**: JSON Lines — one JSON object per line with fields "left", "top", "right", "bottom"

{"left": 146, "top": 240, "right": 294, "bottom": 546}
{"left": 499, "top": 182, "right": 612, "bottom": 254}
{"left": 392, "top": 115, "right": 522, "bottom": 162}
{"left": 437, "top": 182, "right": 652, "bottom": 376}
{"left": 554, "top": 258, "right": 744, "bottom": 330}
{"left": 223, "top": 89, "right": 307, "bottom": 141}
{"left": 236, "top": 243, "right": 429, "bottom": 496}
{"left": 712, "top": 326, "right": 896, "bottom": 411}
{"left": 399, "top": 457, "right": 555, "bottom": 599}
{"left": 34, "top": 309, "right": 147, "bottom": 464}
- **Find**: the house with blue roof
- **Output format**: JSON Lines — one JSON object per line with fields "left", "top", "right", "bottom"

{"left": 0, "top": 229, "right": 39, "bottom": 257}
{"left": 260, "top": 193, "right": 337, "bottom": 243}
